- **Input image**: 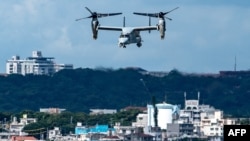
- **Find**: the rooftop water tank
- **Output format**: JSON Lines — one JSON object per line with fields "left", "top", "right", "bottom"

{"left": 147, "top": 102, "right": 179, "bottom": 130}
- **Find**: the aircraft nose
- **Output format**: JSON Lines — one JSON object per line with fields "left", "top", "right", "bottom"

{"left": 118, "top": 37, "right": 128, "bottom": 48}
{"left": 119, "top": 37, "right": 128, "bottom": 44}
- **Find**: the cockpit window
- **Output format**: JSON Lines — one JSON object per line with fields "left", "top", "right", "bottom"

{"left": 120, "top": 34, "right": 129, "bottom": 38}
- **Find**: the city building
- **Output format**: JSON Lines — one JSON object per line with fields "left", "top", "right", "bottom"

{"left": 147, "top": 102, "right": 180, "bottom": 130}
{"left": 6, "top": 51, "right": 73, "bottom": 75}
{"left": 167, "top": 123, "right": 194, "bottom": 138}
{"left": 132, "top": 113, "right": 148, "bottom": 127}
{"left": 11, "top": 136, "right": 38, "bottom": 141}
{"left": 200, "top": 110, "right": 224, "bottom": 137}
{"left": 170, "top": 92, "right": 237, "bottom": 140}
{"left": 9, "top": 114, "right": 37, "bottom": 133}
{"left": 75, "top": 122, "right": 117, "bottom": 140}
{"left": 89, "top": 109, "right": 117, "bottom": 115}
{"left": 177, "top": 92, "right": 201, "bottom": 134}
{"left": 39, "top": 108, "right": 66, "bottom": 114}
{"left": 48, "top": 127, "right": 61, "bottom": 140}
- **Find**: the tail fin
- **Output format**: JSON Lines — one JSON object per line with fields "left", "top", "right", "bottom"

{"left": 123, "top": 16, "right": 126, "bottom": 27}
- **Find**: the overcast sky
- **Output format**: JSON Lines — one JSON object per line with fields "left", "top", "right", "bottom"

{"left": 1, "top": 0, "right": 250, "bottom": 74}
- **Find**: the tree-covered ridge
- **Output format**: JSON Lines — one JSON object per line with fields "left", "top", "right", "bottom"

{"left": 0, "top": 68, "right": 250, "bottom": 117}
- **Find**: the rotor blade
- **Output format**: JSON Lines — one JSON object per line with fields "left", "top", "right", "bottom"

{"left": 164, "top": 7, "right": 179, "bottom": 15}
{"left": 133, "top": 12, "right": 158, "bottom": 18}
{"left": 134, "top": 7, "right": 179, "bottom": 18}
{"left": 97, "top": 12, "right": 122, "bottom": 18}
{"left": 75, "top": 18, "right": 85, "bottom": 21}
{"left": 75, "top": 16, "right": 92, "bottom": 21}
{"left": 165, "top": 17, "right": 172, "bottom": 21}
{"left": 85, "top": 7, "right": 93, "bottom": 15}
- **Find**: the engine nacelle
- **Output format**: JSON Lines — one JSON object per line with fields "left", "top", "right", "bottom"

{"left": 157, "top": 19, "right": 166, "bottom": 39}
{"left": 92, "top": 20, "right": 99, "bottom": 39}
{"left": 157, "top": 24, "right": 165, "bottom": 39}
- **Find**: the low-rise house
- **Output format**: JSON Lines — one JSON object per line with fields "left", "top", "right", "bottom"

{"left": 89, "top": 109, "right": 117, "bottom": 115}
{"left": 40, "top": 108, "right": 66, "bottom": 114}
{"left": 75, "top": 123, "right": 117, "bottom": 141}
{"left": 124, "top": 133, "right": 153, "bottom": 141}
{"left": 11, "top": 136, "right": 37, "bottom": 141}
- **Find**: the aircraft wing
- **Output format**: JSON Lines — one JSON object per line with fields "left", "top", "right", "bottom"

{"left": 133, "top": 26, "right": 158, "bottom": 31}
{"left": 98, "top": 26, "right": 123, "bottom": 31}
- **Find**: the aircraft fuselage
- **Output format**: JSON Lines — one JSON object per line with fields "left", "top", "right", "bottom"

{"left": 118, "top": 28, "right": 142, "bottom": 48}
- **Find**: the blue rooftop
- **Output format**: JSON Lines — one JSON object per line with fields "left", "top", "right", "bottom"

{"left": 75, "top": 124, "right": 114, "bottom": 135}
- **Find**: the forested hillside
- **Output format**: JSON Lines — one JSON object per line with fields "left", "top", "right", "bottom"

{"left": 0, "top": 67, "right": 250, "bottom": 117}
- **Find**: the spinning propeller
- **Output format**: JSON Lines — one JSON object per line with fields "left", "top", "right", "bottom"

{"left": 75, "top": 7, "right": 122, "bottom": 21}
{"left": 133, "top": 7, "right": 179, "bottom": 21}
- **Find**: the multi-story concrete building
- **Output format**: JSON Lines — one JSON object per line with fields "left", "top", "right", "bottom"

{"left": 167, "top": 123, "right": 194, "bottom": 138}
{"left": 6, "top": 51, "right": 73, "bottom": 75}
{"left": 200, "top": 110, "right": 224, "bottom": 137}
{"left": 9, "top": 114, "right": 37, "bottom": 133}
{"left": 178, "top": 92, "right": 201, "bottom": 134}
{"left": 174, "top": 92, "right": 237, "bottom": 140}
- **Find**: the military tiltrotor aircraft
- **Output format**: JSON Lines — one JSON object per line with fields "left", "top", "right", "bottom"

{"left": 76, "top": 7, "right": 178, "bottom": 48}
{"left": 133, "top": 7, "right": 179, "bottom": 39}
{"left": 97, "top": 16, "right": 158, "bottom": 48}
{"left": 75, "top": 7, "right": 122, "bottom": 39}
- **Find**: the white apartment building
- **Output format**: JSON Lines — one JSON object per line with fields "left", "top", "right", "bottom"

{"left": 6, "top": 51, "right": 73, "bottom": 75}
{"left": 200, "top": 110, "right": 225, "bottom": 137}
{"left": 177, "top": 92, "right": 237, "bottom": 138}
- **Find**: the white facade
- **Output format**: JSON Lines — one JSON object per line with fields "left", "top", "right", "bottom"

{"left": 114, "top": 122, "right": 136, "bottom": 135}
{"left": 200, "top": 110, "right": 224, "bottom": 137}
{"left": 9, "top": 114, "right": 37, "bottom": 133}
{"left": 48, "top": 127, "right": 61, "bottom": 140}
{"left": 132, "top": 113, "right": 148, "bottom": 127}
{"left": 147, "top": 102, "right": 179, "bottom": 130}
{"left": 6, "top": 56, "right": 22, "bottom": 74}
{"left": 89, "top": 109, "right": 117, "bottom": 115}
{"left": 178, "top": 92, "right": 233, "bottom": 138}
{"left": 40, "top": 108, "right": 66, "bottom": 114}
{"left": 6, "top": 51, "right": 73, "bottom": 75}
